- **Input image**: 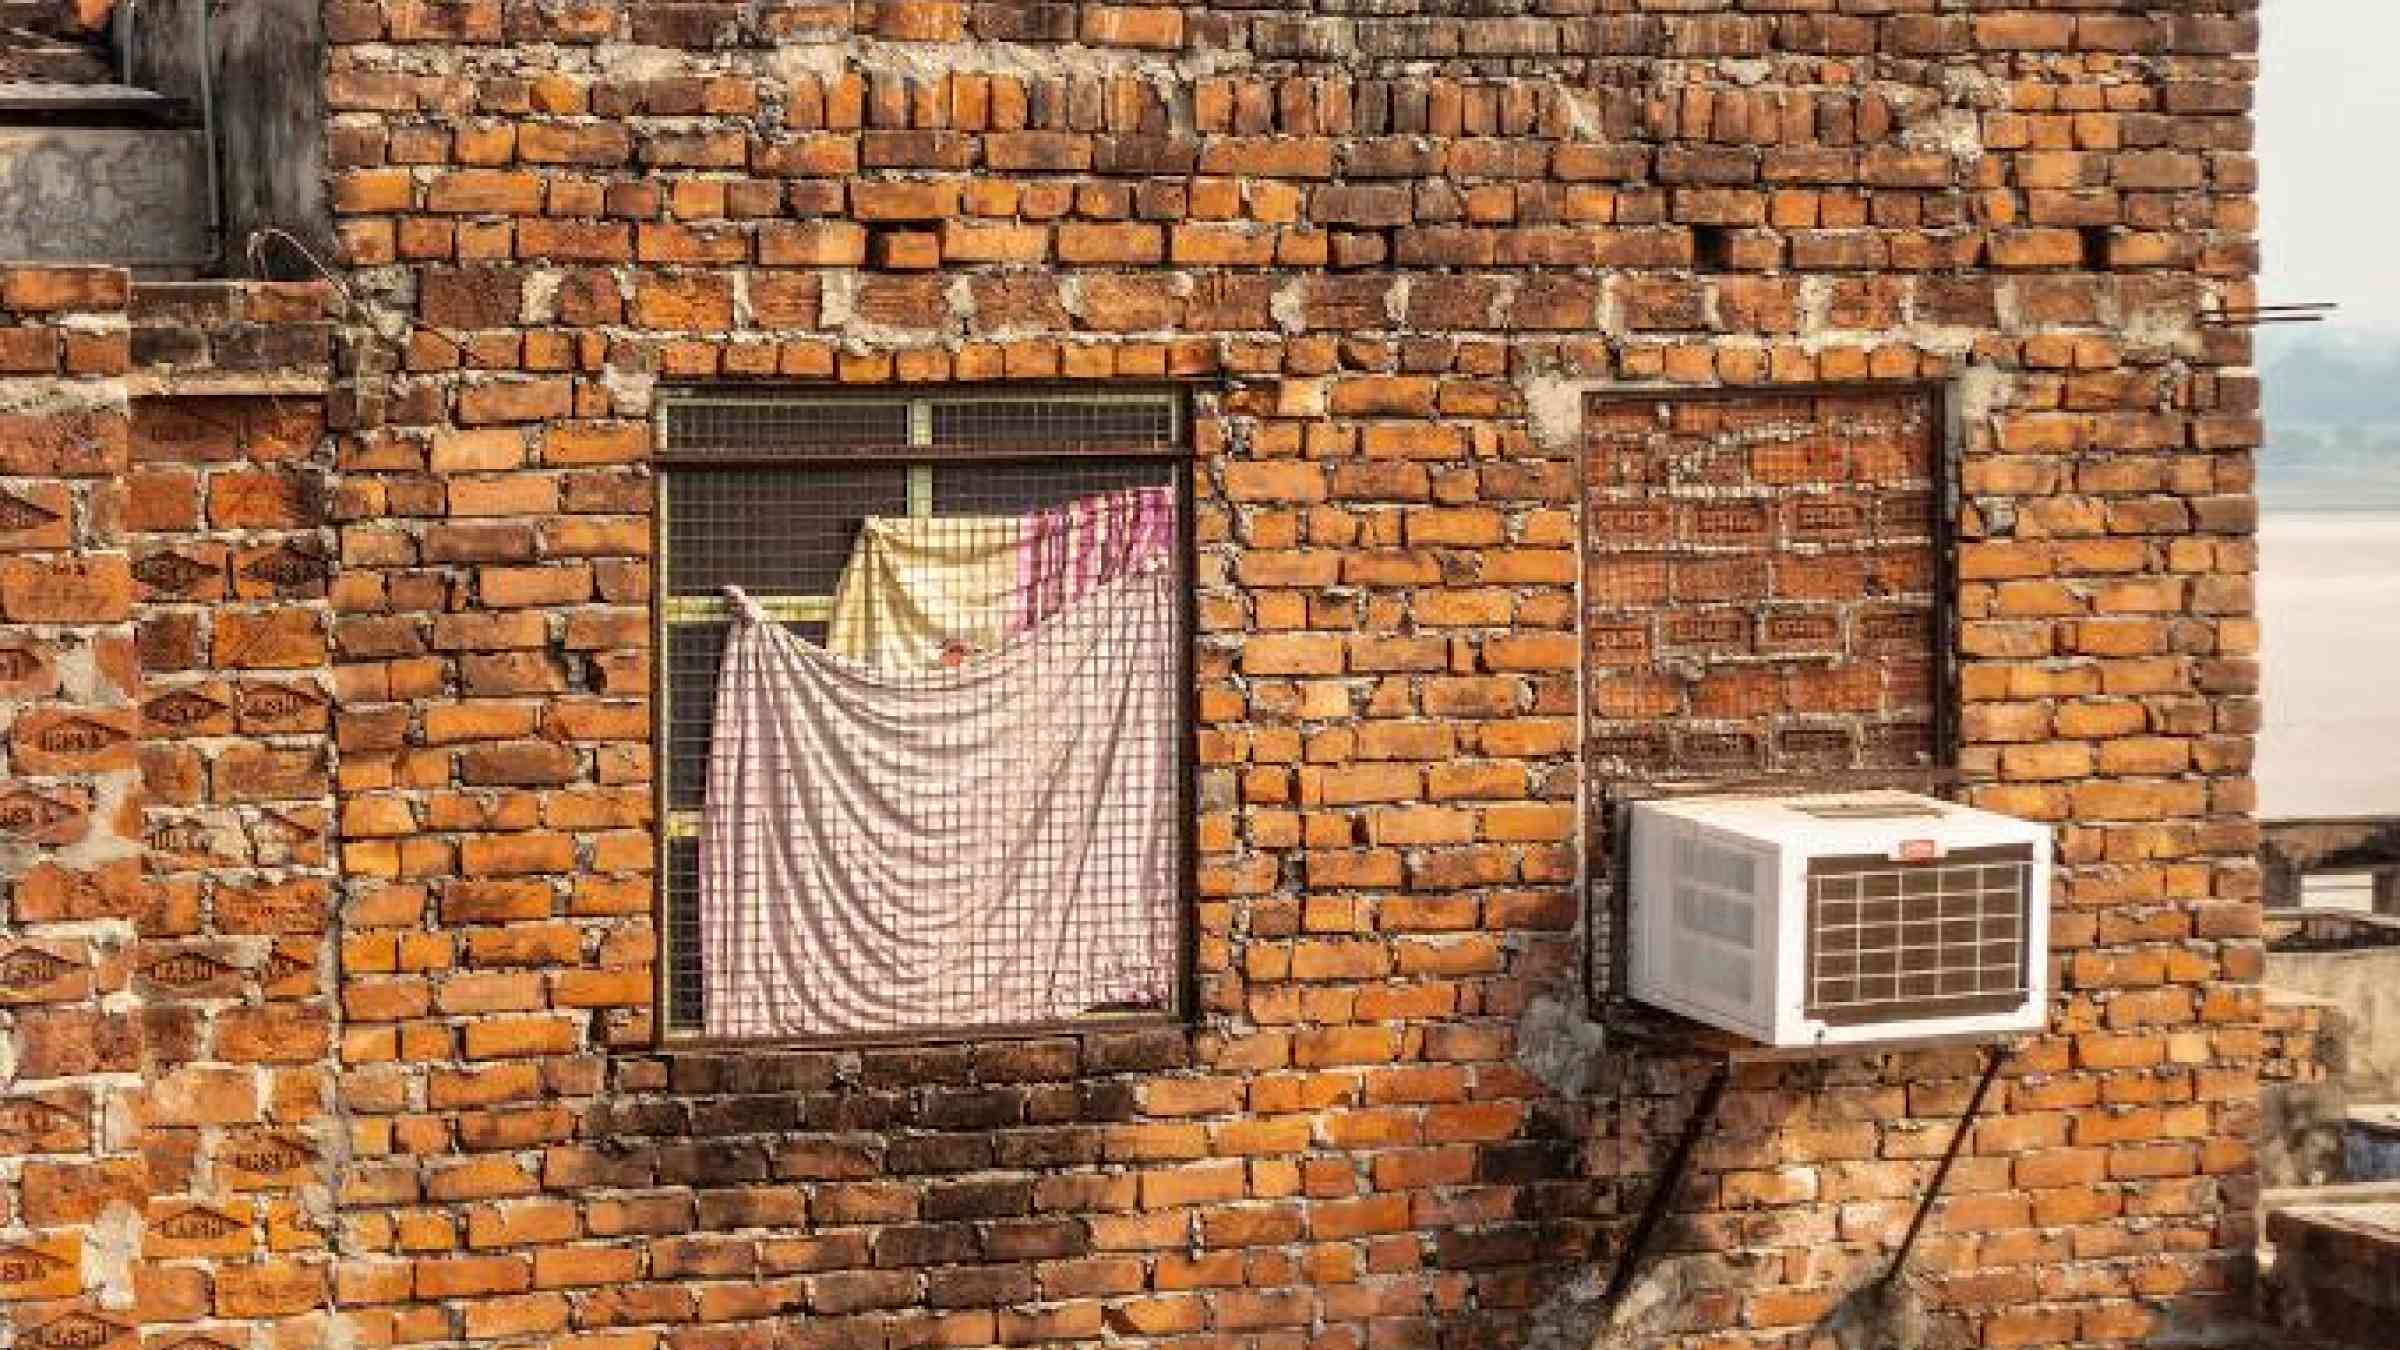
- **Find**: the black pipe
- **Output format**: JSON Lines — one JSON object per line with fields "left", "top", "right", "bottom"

{"left": 1883, "top": 1044, "right": 2007, "bottom": 1284}
{"left": 1603, "top": 1061, "right": 1732, "bottom": 1306}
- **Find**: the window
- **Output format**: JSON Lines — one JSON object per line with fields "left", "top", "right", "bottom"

{"left": 656, "top": 389, "right": 1191, "bottom": 1041}
{"left": 1583, "top": 388, "right": 1947, "bottom": 783}
{"left": 1584, "top": 388, "right": 1951, "bottom": 1002}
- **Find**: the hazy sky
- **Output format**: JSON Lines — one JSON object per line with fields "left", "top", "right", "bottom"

{"left": 2259, "top": 1, "right": 2400, "bottom": 333}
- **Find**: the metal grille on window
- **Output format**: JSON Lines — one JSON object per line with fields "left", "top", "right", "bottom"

{"left": 1804, "top": 845, "right": 2035, "bottom": 1026}
{"left": 1583, "top": 390, "right": 1951, "bottom": 1002}
{"left": 1583, "top": 390, "right": 1944, "bottom": 783}
{"left": 657, "top": 391, "right": 1188, "bottom": 1040}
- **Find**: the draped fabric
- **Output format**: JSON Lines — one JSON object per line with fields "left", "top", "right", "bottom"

{"left": 700, "top": 565, "right": 1180, "bottom": 1039}
{"left": 823, "top": 489, "right": 1178, "bottom": 672}
{"left": 1015, "top": 486, "right": 1178, "bottom": 633}
{"left": 824, "top": 515, "right": 1026, "bottom": 671}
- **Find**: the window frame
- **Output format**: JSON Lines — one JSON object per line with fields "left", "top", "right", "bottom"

{"left": 649, "top": 385, "right": 1200, "bottom": 1046}
{"left": 1580, "top": 382, "right": 1963, "bottom": 1014}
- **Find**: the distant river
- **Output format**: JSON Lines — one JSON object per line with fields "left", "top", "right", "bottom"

{"left": 2259, "top": 508, "right": 2400, "bottom": 818}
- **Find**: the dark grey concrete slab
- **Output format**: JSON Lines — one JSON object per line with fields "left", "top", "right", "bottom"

{"left": 0, "top": 126, "right": 209, "bottom": 263}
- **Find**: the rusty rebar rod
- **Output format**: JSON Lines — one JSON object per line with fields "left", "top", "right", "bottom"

{"left": 1883, "top": 1044, "right": 2008, "bottom": 1285}
{"left": 1603, "top": 1061, "right": 1732, "bottom": 1307}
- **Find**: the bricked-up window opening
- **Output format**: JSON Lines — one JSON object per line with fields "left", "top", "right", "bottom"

{"left": 656, "top": 390, "right": 1192, "bottom": 1041}
{"left": 1584, "top": 389, "right": 1949, "bottom": 997}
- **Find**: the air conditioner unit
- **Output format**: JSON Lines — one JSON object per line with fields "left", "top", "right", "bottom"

{"left": 1625, "top": 792, "right": 2053, "bottom": 1050}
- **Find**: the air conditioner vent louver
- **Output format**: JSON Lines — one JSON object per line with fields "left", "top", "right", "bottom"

{"left": 1627, "top": 793, "right": 2053, "bottom": 1049}
{"left": 1803, "top": 846, "right": 2034, "bottom": 1027}
{"left": 1791, "top": 800, "right": 1942, "bottom": 820}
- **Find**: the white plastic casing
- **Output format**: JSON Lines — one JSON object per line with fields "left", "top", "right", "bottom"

{"left": 1624, "top": 791, "right": 2054, "bottom": 1050}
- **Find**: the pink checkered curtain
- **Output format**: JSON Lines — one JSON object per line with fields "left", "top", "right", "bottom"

{"left": 1013, "top": 486, "right": 1176, "bottom": 635}
{"left": 699, "top": 564, "right": 1178, "bottom": 1038}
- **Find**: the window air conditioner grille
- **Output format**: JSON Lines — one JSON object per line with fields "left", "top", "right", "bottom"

{"left": 1804, "top": 844, "right": 2035, "bottom": 1026}
{"left": 1669, "top": 834, "right": 1763, "bottom": 1007}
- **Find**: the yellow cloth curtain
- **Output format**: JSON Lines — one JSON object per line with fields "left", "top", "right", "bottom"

{"left": 823, "top": 515, "right": 1024, "bottom": 670}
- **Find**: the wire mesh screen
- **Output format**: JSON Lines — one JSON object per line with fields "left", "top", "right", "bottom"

{"left": 933, "top": 398, "right": 1177, "bottom": 450}
{"left": 1583, "top": 390, "right": 1943, "bottom": 782}
{"left": 665, "top": 396, "right": 912, "bottom": 455}
{"left": 658, "top": 391, "right": 1189, "bottom": 1040}
{"left": 1584, "top": 389, "right": 1949, "bottom": 1005}
{"left": 1805, "top": 845, "right": 2034, "bottom": 1025}
{"left": 666, "top": 467, "right": 908, "bottom": 596}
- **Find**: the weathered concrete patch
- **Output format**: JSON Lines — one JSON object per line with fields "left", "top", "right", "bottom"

{"left": 0, "top": 129, "right": 211, "bottom": 265}
{"left": 1517, "top": 992, "right": 1611, "bottom": 1098}
{"left": 1812, "top": 1273, "right": 1966, "bottom": 1350}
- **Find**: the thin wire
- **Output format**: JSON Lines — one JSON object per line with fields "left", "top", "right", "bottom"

{"left": 242, "top": 227, "right": 355, "bottom": 315}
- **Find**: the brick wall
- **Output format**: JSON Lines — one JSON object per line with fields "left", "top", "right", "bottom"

{"left": 2263, "top": 991, "right": 2332, "bottom": 1088}
{"left": 0, "top": 266, "right": 146, "bottom": 1332}
{"left": 0, "top": 2, "right": 2272, "bottom": 1347}
{"left": 125, "top": 280, "right": 344, "bottom": 1344}
{"left": 0, "top": 271, "right": 343, "bottom": 1345}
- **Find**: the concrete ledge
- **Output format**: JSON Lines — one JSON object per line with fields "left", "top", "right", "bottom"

{"left": 121, "top": 372, "right": 330, "bottom": 398}
{"left": 2267, "top": 1202, "right": 2400, "bottom": 1348}
{"left": 0, "top": 128, "right": 210, "bottom": 265}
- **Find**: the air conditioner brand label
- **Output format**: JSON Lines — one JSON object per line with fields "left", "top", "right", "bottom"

{"left": 1891, "top": 839, "right": 1945, "bottom": 862}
